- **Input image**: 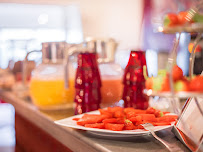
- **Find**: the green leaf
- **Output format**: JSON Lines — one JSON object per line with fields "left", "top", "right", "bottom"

{"left": 163, "top": 15, "right": 170, "bottom": 26}
{"left": 125, "top": 119, "right": 132, "bottom": 123}
{"left": 152, "top": 76, "right": 163, "bottom": 91}
{"left": 143, "top": 65, "right": 148, "bottom": 80}
{"left": 193, "top": 13, "right": 203, "bottom": 23}
{"left": 160, "top": 112, "right": 164, "bottom": 117}
{"left": 157, "top": 69, "right": 167, "bottom": 77}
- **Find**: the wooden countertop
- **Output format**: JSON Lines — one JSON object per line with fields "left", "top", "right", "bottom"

{"left": 0, "top": 90, "right": 190, "bottom": 152}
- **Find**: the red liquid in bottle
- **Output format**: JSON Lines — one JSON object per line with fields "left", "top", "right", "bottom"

{"left": 122, "top": 50, "right": 149, "bottom": 110}
{"left": 74, "top": 52, "right": 101, "bottom": 115}
{"left": 90, "top": 53, "right": 102, "bottom": 88}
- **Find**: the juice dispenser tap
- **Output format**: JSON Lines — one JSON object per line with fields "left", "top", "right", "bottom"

{"left": 84, "top": 38, "right": 123, "bottom": 107}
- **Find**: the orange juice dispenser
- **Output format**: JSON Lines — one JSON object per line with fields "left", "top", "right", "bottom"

{"left": 84, "top": 38, "right": 123, "bottom": 107}
{"left": 29, "top": 42, "right": 75, "bottom": 111}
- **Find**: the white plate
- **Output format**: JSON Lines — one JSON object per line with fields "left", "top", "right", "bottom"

{"left": 54, "top": 110, "right": 175, "bottom": 137}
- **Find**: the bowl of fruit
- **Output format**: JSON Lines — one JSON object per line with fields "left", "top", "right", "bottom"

{"left": 144, "top": 65, "right": 203, "bottom": 98}
{"left": 161, "top": 10, "right": 203, "bottom": 33}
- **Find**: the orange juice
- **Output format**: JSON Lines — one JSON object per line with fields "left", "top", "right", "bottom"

{"left": 30, "top": 78, "right": 75, "bottom": 108}
{"left": 101, "top": 76, "right": 123, "bottom": 104}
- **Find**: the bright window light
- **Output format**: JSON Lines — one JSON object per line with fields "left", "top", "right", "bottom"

{"left": 146, "top": 49, "right": 158, "bottom": 77}
{"left": 38, "top": 13, "right": 49, "bottom": 25}
{"left": 0, "top": 4, "right": 83, "bottom": 69}
{"left": 36, "top": 29, "right": 66, "bottom": 42}
{"left": 66, "top": 29, "right": 83, "bottom": 44}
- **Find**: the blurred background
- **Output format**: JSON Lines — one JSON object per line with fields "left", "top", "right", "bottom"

{"left": 0, "top": 0, "right": 201, "bottom": 76}
{"left": 0, "top": 0, "right": 202, "bottom": 151}
{"left": 0, "top": 0, "right": 143, "bottom": 70}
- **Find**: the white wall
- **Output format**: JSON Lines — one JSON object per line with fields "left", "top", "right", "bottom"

{"left": 0, "top": 0, "right": 144, "bottom": 50}
{"left": 75, "top": 0, "right": 144, "bottom": 50}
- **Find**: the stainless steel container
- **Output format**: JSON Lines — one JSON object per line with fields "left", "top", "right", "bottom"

{"left": 83, "top": 38, "right": 118, "bottom": 63}
{"left": 42, "top": 42, "right": 68, "bottom": 64}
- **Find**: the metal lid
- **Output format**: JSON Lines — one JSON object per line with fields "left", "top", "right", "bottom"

{"left": 42, "top": 42, "right": 68, "bottom": 64}
{"left": 84, "top": 38, "right": 118, "bottom": 63}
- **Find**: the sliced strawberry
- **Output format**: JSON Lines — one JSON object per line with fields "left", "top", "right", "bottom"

{"left": 77, "top": 114, "right": 103, "bottom": 126}
{"left": 114, "top": 110, "right": 125, "bottom": 118}
{"left": 104, "top": 123, "right": 124, "bottom": 131}
{"left": 157, "top": 115, "right": 178, "bottom": 122}
{"left": 107, "top": 106, "right": 123, "bottom": 113}
{"left": 72, "top": 118, "right": 80, "bottom": 121}
{"left": 146, "top": 107, "right": 156, "bottom": 114}
{"left": 116, "top": 118, "right": 125, "bottom": 124}
{"left": 126, "top": 110, "right": 146, "bottom": 118}
{"left": 102, "top": 118, "right": 118, "bottom": 124}
{"left": 129, "top": 115, "right": 142, "bottom": 123}
{"left": 154, "top": 110, "right": 162, "bottom": 117}
{"left": 124, "top": 119, "right": 136, "bottom": 130}
{"left": 126, "top": 111, "right": 137, "bottom": 118}
{"left": 98, "top": 109, "right": 113, "bottom": 118}
{"left": 124, "top": 107, "right": 136, "bottom": 113}
{"left": 136, "top": 125, "right": 144, "bottom": 129}
{"left": 139, "top": 114, "right": 157, "bottom": 122}
{"left": 85, "top": 123, "right": 105, "bottom": 129}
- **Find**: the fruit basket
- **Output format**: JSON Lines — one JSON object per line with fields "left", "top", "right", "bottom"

{"left": 144, "top": 64, "right": 203, "bottom": 100}
{"left": 144, "top": 6, "right": 203, "bottom": 107}
{"left": 160, "top": 5, "right": 203, "bottom": 34}
{"left": 144, "top": 5, "right": 203, "bottom": 151}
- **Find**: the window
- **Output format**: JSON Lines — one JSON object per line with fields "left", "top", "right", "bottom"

{"left": 0, "top": 4, "right": 83, "bottom": 69}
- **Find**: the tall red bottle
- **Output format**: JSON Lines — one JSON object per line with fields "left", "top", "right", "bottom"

{"left": 122, "top": 50, "right": 148, "bottom": 109}
{"left": 74, "top": 52, "right": 101, "bottom": 115}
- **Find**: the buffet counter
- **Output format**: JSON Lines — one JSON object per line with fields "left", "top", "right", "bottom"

{"left": 0, "top": 90, "right": 190, "bottom": 152}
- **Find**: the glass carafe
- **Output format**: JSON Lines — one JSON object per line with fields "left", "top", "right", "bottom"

{"left": 99, "top": 62, "right": 123, "bottom": 106}
{"left": 29, "top": 42, "right": 75, "bottom": 110}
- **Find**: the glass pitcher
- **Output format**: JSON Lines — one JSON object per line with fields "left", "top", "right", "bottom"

{"left": 29, "top": 42, "right": 75, "bottom": 111}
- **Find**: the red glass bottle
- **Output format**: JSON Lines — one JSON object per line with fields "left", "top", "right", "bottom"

{"left": 90, "top": 53, "right": 102, "bottom": 88}
{"left": 74, "top": 52, "right": 101, "bottom": 115}
{"left": 122, "top": 50, "right": 149, "bottom": 109}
